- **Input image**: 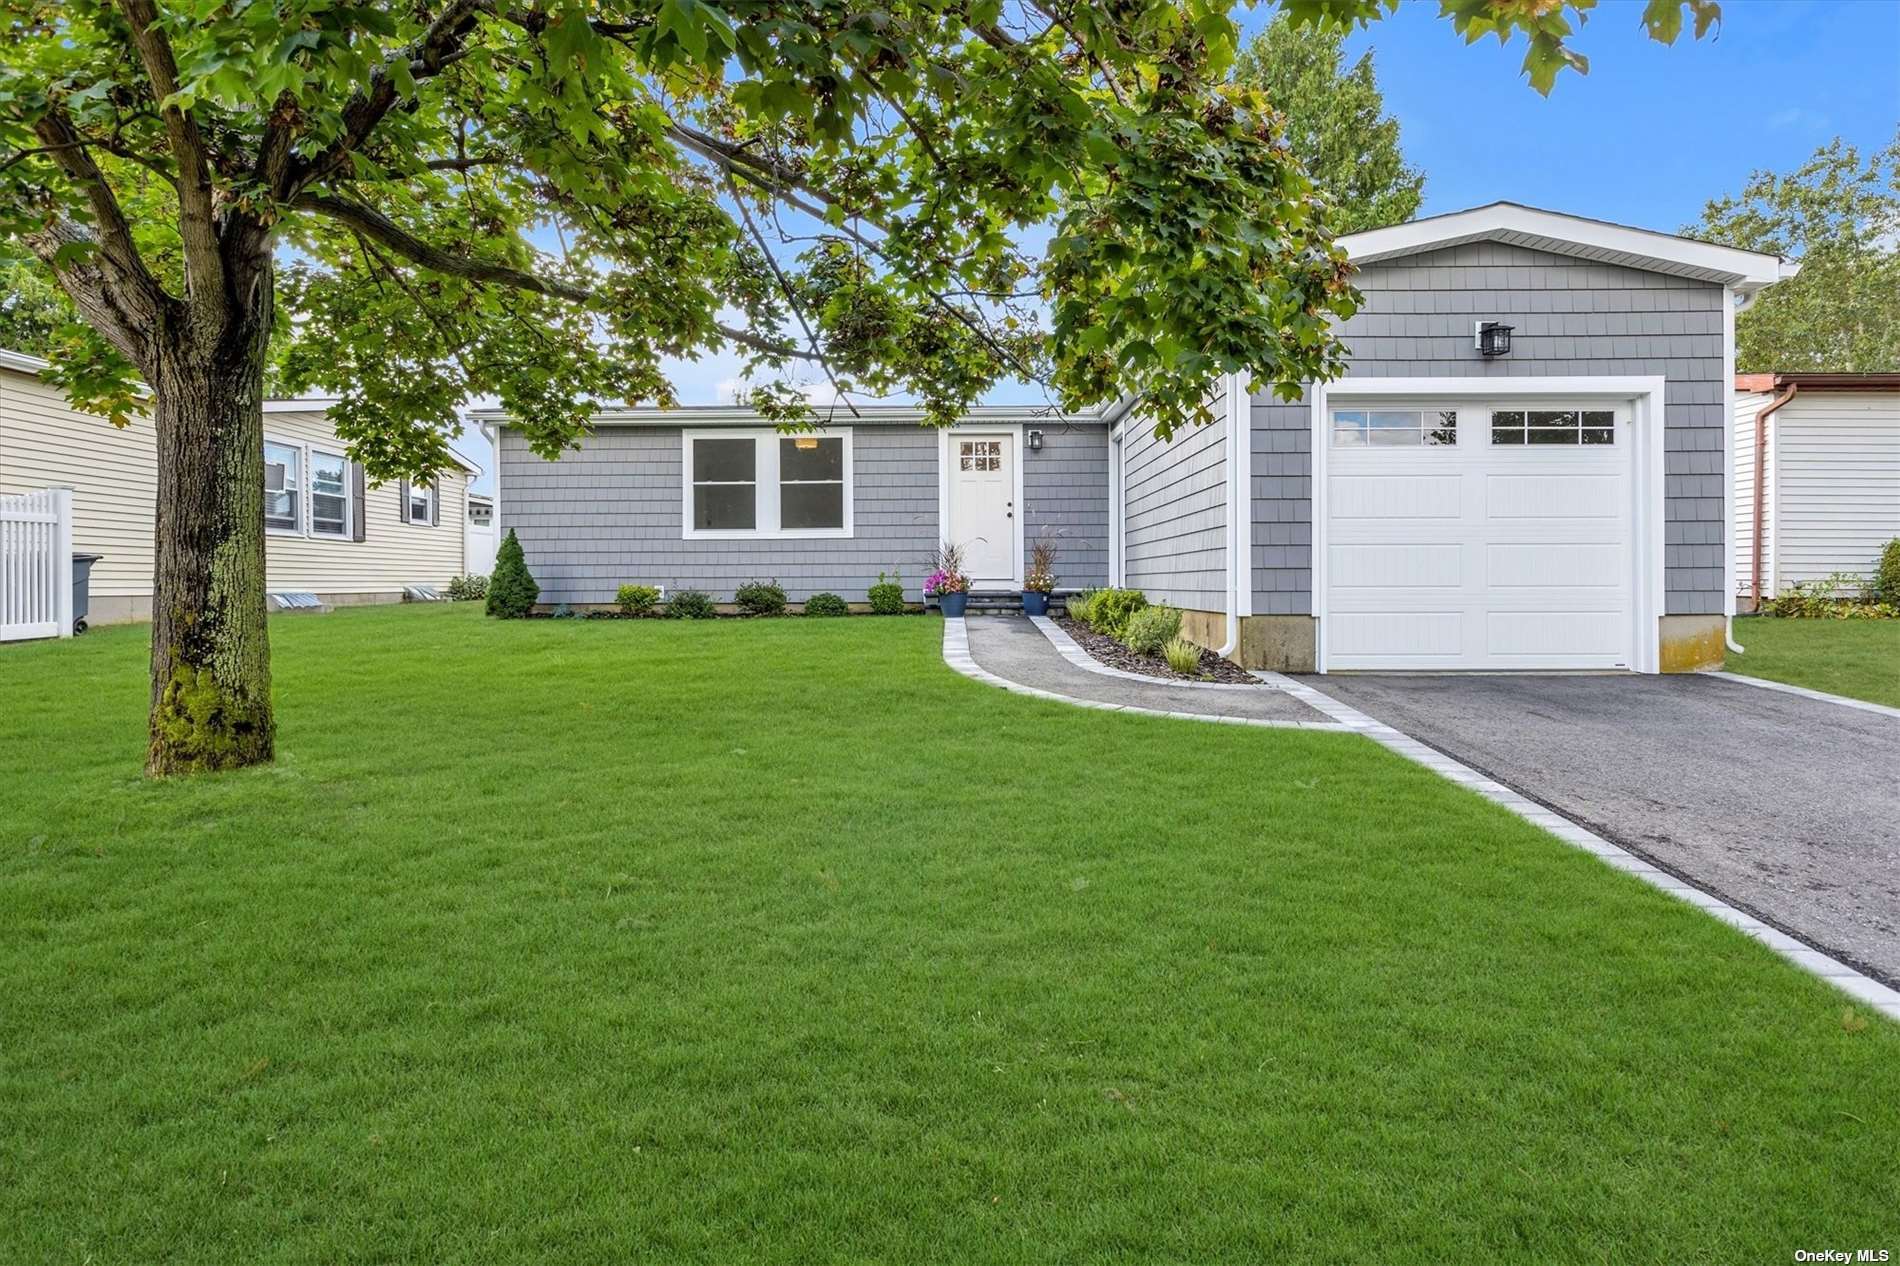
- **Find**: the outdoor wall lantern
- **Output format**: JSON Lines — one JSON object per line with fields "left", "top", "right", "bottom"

{"left": 1474, "top": 321, "right": 1514, "bottom": 358}
{"left": 1027, "top": 428, "right": 1044, "bottom": 452}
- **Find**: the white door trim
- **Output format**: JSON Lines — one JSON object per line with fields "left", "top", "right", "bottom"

{"left": 938, "top": 426, "right": 1024, "bottom": 587}
{"left": 1309, "top": 375, "right": 1667, "bottom": 674}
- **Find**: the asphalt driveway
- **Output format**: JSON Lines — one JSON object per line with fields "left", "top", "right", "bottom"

{"left": 1302, "top": 672, "right": 1900, "bottom": 986}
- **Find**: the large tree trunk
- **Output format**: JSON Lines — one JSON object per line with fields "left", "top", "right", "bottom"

{"left": 145, "top": 278, "right": 276, "bottom": 776}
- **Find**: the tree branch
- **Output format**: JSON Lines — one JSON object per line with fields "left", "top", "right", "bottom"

{"left": 285, "top": 0, "right": 493, "bottom": 199}
{"left": 118, "top": 0, "right": 224, "bottom": 303}
{"left": 28, "top": 106, "right": 172, "bottom": 335}
{"left": 294, "top": 193, "right": 813, "bottom": 360}
{"left": 728, "top": 176, "right": 859, "bottom": 418}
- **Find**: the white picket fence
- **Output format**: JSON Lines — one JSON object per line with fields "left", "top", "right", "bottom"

{"left": 0, "top": 487, "right": 74, "bottom": 642}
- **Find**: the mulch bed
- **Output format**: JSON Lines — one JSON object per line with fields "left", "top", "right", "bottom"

{"left": 1053, "top": 617, "right": 1257, "bottom": 684}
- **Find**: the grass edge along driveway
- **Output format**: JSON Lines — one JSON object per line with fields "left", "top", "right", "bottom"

{"left": 1727, "top": 615, "right": 1900, "bottom": 709}
{"left": 2, "top": 604, "right": 1896, "bottom": 1263}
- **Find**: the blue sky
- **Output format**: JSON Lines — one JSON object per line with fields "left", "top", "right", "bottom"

{"left": 463, "top": 1, "right": 1897, "bottom": 488}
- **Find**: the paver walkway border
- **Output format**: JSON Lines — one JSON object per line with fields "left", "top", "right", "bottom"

{"left": 1705, "top": 670, "right": 1900, "bottom": 721}
{"left": 1264, "top": 671, "right": 1900, "bottom": 1024}
{"left": 942, "top": 617, "right": 1345, "bottom": 732}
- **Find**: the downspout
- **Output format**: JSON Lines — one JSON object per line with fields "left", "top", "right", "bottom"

{"left": 1748, "top": 383, "right": 1798, "bottom": 611}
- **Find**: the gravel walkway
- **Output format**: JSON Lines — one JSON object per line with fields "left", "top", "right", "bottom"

{"left": 959, "top": 615, "right": 1336, "bottom": 727}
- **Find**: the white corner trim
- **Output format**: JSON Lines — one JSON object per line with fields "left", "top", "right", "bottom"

{"left": 1030, "top": 614, "right": 1267, "bottom": 691}
{"left": 1705, "top": 670, "right": 1900, "bottom": 721}
{"left": 1722, "top": 289, "right": 1743, "bottom": 654}
{"left": 1266, "top": 671, "right": 1900, "bottom": 1025}
{"left": 941, "top": 618, "right": 1345, "bottom": 731}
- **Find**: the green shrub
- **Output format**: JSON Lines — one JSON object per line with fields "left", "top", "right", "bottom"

{"left": 485, "top": 529, "right": 539, "bottom": 618}
{"left": 668, "top": 589, "right": 716, "bottom": 619}
{"left": 804, "top": 592, "right": 849, "bottom": 617}
{"left": 1088, "top": 587, "right": 1149, "bottom": 638}
{"left": 1876, "top": 538, "right": 1900, "bottom": 607}
{"left": 1761, "top": 571, "right": 1896, "bottom": 619}
{"left": 1163, "top": 637, "right": 1202, "bottom": 675}
{"left": 1121, "top": 604, "right": 1182, "bottom": 655}
{"left": 615, "top": 583, "right": 660, "bottom": 616}
{"left": 868, "top": 572, "right": 906, "bottom": 615}
{"left": 446, "top": 573, "right": 488, "bottom": 602}
{"left": 1065, "top": 589, "right": 1097, "bottom": 626}
{"left": 735, "top": 579, "right": 788, "bottom": 617}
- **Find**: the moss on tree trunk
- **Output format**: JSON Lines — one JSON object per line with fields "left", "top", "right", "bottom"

{"left": 145, "top": 293, "right": 276, "bottom": 776}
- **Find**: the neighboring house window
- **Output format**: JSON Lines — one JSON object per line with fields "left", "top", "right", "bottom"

{"left": 683, "top": 430, "right": 853, "bottom": 539}
{"left": 264, "top": 441, "right": 301, "bottom": 531}
{"left": 310, "top": 450, "right": 351, "bottom": 538}
{"left": 1490, "top": 409, "right": 1615, "bottom": 446}
{"left": 1331, "top": 409, "right": 1457, "bottom": 447}
{"left": 403, "top": 481, "right": 436, "bottom": 525}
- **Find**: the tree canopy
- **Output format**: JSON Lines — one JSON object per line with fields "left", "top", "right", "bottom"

{"left": 2, "top": 0, "right": 1725, "bottom": 474}
{"left": 1695, "top": 132, "right": 1900, "bottom": 374}
{"left": 1231, "top": 13, "right": 1422, "bottom": 234}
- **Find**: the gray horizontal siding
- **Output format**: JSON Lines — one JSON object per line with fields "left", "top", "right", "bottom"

{"left": 1022, "top": 424, "right": 1110, "bottom": 589}
{"left": 498, "top": 426, "right": 938, "bottom": 603}
{"left": 1123, "top": 378, "right": 1227, "bottom": 612}
{"left": 1253, "top": 240, "right": 1728, "bottom": 615}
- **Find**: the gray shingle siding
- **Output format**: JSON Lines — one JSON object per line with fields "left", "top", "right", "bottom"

{"left": 1252, "top": 240, "right": 1728, "bottom": 615}
{"left": 1122, "top": 378, "right": 1228, "bottom": 612}
{"left": 1022, "top": 424, "right": 1110, "bottom": 589}
{"left": 498, "top": 425, "right": 938, "bottom": 604}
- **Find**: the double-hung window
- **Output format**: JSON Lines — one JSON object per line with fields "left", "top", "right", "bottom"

{"left": 403, "top": 481, "right": 436, "bottom": 525}
{"left": 264, "top": 441, "right": 302, "bottom": 532}
{"left": 684, "top": 429, "right": 852, "bottom": 538}
{"left": 310, "top": 450, "right": 351, "bottom": 538}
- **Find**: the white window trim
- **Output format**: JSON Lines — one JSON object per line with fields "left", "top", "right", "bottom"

{"left": 263, "top": 435, "right": 306, "bottom": 538}
{"left": 681, "top": 427, "right": 854, "bottom": 540}
{"left": 405, "top": 480, "right": 437, "bottom": 527}
{"left": 1309, "top": 375, "right": 1667, "bottom": 676}
{"left": 309, "top": 447, "right": 353, "bottom": 539}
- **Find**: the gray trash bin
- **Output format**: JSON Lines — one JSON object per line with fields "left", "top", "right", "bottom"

{"left": 71, "top": 553, "right": 102, "bottom": 633}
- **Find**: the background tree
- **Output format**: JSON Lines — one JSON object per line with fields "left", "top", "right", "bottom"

{"left": 1231, "top": 13, "right": 1422, "bottom": 233}
{"left": 1694, "top": 133, "right": 1900, "bottom": 373}
{"left": 0, "top": 0, "right": 1722, "bottom": 777}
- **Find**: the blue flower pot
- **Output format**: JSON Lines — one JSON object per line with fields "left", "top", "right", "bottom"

{"left": 1021, "top": 591, "right": 1050, "bottom": 617}
{"left": 939, "top": 591, "right": 969, "bottom": 617}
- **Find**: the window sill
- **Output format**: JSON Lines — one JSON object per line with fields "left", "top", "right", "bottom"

{"left": 682, "top": 527, "right": 853, "bottom": 541}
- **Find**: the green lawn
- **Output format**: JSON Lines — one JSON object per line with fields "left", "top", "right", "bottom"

{"left": 1729, "top": 616, "right": 1900, "bottom": 708}
{"left": 2, "top": 605, "right": 1895, "bottom": 1262}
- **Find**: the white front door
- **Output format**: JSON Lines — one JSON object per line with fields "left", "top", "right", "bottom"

{"left": 1324, "top": 401, "right": 1635, "bottom": 670}
{"left": 949, "top": 433, "right": 1017, "bottom": 584}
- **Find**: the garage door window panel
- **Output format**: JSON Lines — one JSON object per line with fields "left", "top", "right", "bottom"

{"left": 1492, "top": 409, "right": 1616, "bottom": 446}
{"left": 1332, "top": 409, "right": 1457, "bottom": 448}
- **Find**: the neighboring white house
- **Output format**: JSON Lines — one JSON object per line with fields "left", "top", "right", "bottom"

{"left": 1733, "top": 373, "right": 1900, "bottom": 607}
{"left": 0, "top": 350, "right": 480, "bottom": 625}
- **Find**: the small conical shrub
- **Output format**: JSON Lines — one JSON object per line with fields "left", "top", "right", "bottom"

{"left": 486, "top": 528, "right": 539, "bottom": 618}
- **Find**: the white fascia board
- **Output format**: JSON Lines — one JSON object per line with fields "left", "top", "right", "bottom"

{"left": 471, "top": 401, "right": 1118, "bottom": 430}
{"left": 1340, "top": 202, "right": 1790, "bottom": 293}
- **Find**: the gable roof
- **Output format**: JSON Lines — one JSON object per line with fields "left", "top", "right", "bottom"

{"left": 1340, "top": 202, "right": 1797, "bottom": 295}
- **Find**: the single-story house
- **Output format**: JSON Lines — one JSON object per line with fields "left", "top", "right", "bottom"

{"left": 1732, "top": 372, "right": 1900, "bottom": 608}
{"left": 0, "top": 352, "right": 479, "bottom": 625}
{"left": 475, "top": 202, "right": 1796, "bottom": 673}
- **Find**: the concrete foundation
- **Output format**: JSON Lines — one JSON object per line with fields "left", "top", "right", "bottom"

{"left": 83, "top": 590, "right": 408, "bottom": 627}
{"left": 1659, "top": 614, "right": 1726, "bottom": 673}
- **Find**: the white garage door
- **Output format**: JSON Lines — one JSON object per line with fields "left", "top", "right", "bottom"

{"left": 1324, "top": 402, "right": 1634, "bottom": 671}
